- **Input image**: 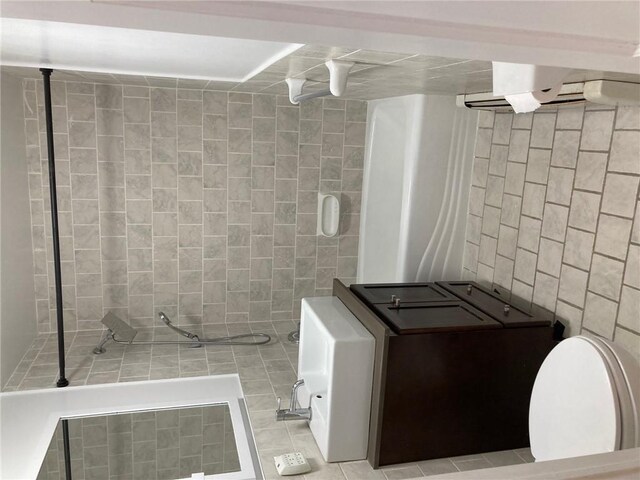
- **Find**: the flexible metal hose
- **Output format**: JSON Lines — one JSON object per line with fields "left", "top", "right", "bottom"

{"left": 93, "top": 312, "right": 272, "bottom": 354}
{"left": 110, "top": 332, "right": 271, "bottom": 347}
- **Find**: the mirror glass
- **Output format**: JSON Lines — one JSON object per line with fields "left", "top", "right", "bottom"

{"left": 36, "top": 403, "right": 239, "bottom": 479}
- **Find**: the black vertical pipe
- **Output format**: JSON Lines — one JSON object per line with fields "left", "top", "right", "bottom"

{"left": 62, "top": 419, "right": 73, "bottom": 480}
{"left": 40, "top": 68, "right": 69, "bottom": 388}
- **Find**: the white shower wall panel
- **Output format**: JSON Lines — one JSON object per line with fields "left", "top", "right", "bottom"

{"left": 358, "top": 94, "right": 478, "bottom": 283}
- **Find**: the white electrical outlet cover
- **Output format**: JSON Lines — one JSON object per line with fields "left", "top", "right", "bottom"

{"left": 274, "top": 452, "right": 312, "bottom": 476}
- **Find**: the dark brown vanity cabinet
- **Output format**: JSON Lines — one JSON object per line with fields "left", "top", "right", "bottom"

{"left": 334, "top": 279, "right": 557, "bottom": 468}
{"left": 350, "top": 282, "right": 455, "bottom": 305}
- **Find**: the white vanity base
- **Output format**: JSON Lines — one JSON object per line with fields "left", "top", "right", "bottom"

{"left": 298, "top": 297, "right": 375, "bottom": 463}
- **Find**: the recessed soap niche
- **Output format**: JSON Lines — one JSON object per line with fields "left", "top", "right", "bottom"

{"left": 317, "top": 193, "right": 341, "bottom": 237}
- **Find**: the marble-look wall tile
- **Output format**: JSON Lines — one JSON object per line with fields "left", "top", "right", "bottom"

{"left": 24, "top": 80, "right": 365, "bottom": 331}
{"left": 464, "top": 106, "right": 640, "bottom": 350}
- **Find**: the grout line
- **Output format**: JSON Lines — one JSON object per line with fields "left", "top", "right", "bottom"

{"left": 528, "top": 109, "right": 559, "bottom": 313}
{"left": 582, "top": 105, "right": 621, "bottom": 338}
{"left": 60, "top": 84, "right": 79, "bottom": 336}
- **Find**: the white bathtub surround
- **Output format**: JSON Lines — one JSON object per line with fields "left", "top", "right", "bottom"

{"left": 297, "top": 297, "right": 374, "bottom": 462}
{"left": 358, "top": 94, "right": 478, "bottom": 283}
{"left": 0, "top": 375, "right": 260, "bottom": 480}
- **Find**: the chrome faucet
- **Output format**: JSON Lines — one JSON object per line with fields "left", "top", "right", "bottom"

{"left": 276, "top": 379, "right": 312, "bottom": 421}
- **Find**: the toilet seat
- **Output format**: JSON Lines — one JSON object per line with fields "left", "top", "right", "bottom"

{"left": 585, "top": 336, "right": 639, "bottom": 450}
{"left": 529, "top": 335, "right": 640, "bottom": 462}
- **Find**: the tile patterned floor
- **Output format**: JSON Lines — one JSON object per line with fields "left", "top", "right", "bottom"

{"left": 4, "top": 321, "right": 533, "bottom": 479}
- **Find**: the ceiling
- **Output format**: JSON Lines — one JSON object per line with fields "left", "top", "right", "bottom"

{"left": 93, "top": 0, "right": 639, "bottom": 74}
{"left": 2, "top": 0, "right": 638, "bottom": 76}
{"left": 285, "top": 1, "right": 640, "bottom": 43}
{"left": 1, "top": 1, "right": 639, "bottom": 101}
{"left": 4, "top": 43, "right": 639, "bottom": 102}
{"left": 0, "top": 17, "right": 301, "bottom": 82}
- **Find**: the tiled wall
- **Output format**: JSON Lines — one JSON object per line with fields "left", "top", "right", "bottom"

{"left": 463, "top": 105, "right": 640, "bottom": 359}
{"left": 37, "top": 404, "right": 237, "bottom": 479}
{"left": 22, "top": 79, "right": 365, "bottom": 332}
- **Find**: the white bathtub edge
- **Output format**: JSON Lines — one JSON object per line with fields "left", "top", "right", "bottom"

{"left": 0, "top": 374, "right": 259, "bottom": 480}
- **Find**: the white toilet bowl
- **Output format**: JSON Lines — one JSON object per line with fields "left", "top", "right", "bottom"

{"left": 529, "top": 335, "right": 640, "bottom": 462}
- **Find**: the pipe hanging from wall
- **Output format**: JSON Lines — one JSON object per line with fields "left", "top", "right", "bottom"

{"left": 40, "top": 68, "right": 69, "bottom": 388}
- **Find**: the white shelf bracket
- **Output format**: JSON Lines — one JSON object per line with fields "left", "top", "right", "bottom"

{"left": 326, "top": 59, "right": 355, "bottom": 97}
{"left": 286, "top": 77, "right": 306, "bottom": 105}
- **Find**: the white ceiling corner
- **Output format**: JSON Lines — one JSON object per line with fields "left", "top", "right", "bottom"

{"left": 0, "top": 17, "right": 302, "bottom": 82}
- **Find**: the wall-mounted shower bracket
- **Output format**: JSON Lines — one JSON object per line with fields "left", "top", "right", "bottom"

{"left": 326, "top": 59, "right": 354, "bottom": 96}
{"left": 286, "top": 60, "right": 355, "bottom": 104}
{"left": 286, "top": 77, "right": 307, "bottom": 104}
